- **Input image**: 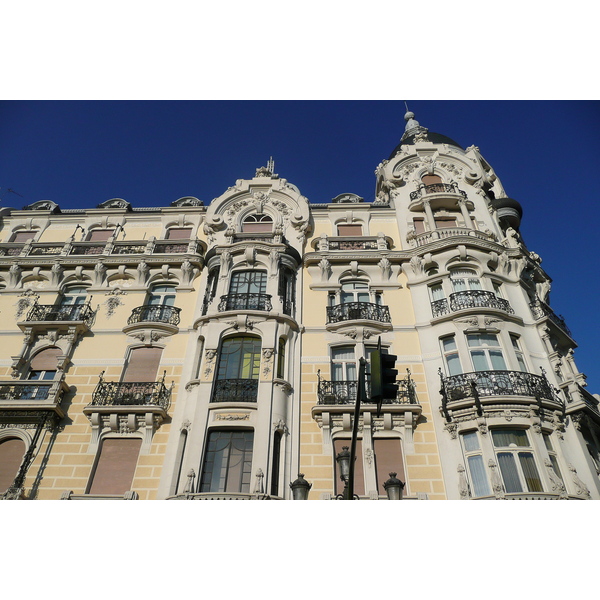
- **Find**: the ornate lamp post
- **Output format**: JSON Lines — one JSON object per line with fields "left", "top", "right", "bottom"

{"left": 383, "top": 472, "right": 405, "bottom": 500}
{"left": 290, "top": 473, "right": 312, "bottom": 500}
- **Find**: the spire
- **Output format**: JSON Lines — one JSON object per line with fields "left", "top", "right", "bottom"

{"left": 401, "top": 104, "right": 428, "bottom": 142}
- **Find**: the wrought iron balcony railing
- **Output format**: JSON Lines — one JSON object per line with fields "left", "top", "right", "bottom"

{"left": 0, "top": 381, "right": 55, "bottom": 401}
{"left": 127, "top": 304, "right": 181, "bottom": 326}
{"left": 317, "top": 374, "right": 417, "bottom": 406}
{"left": 24, "top": 303, "right": 94, "bottom": 324}
{"left": 90, "top": 379, "right": 171, "bottom": 409}
{"left": 431, "top": 290, "right": 514, "bottom": 318}
{"left": 410, "top": 182, "right": 467, "bottom": 201}
{"left": 440, "top": 370, "right": 559, "bottom": 404}
{"left": 211, "top": 378, "right": 259, "bottom": 403}
{"left": 326, "top": 302, "right": 391, "bottom": 324}
{"left": 529, "top": 299, "right": 571, "bottom": 337}
{"left": 218, "top": 293, "right": 272, "bottom": 312}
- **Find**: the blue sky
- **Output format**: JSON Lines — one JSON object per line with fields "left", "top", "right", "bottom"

{"left": 1, "top": 100, "right": 599, "bottom": 391}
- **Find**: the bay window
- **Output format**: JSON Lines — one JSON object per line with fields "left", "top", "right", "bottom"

{"left": 467, "top": 333, "right": 507, "bottom": 371}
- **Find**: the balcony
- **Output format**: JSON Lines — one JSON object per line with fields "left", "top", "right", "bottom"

{"left": 312, "top": 235, "right": 391, "bottom": 252}
{"left": 0, "top": 378, "right": 68, "bottom": 418}
{"left": 211, "top": 379, "right": 258, "bottom": 403}
{"left": 218, "top": 293, "right": 272, "bottom": 312}
{"left": 431, "top": 291, "right": 514, "bottom": 318}
{"left": 316, "top": 376, "right": 417, "bottom": 406}
{"left": 326, "top": 302, "right": 391, "bottom": 325}
{"left": 439, "top": 370, "right": 563, "bottom": 419}
{"left": 89, "top": 379, "right": 171, "bottom": 411}
{"left": 529, "top": 299, "right": 572, "bottom": 338}
{"left": 410, "top": 182, "right": 467, "bottom": 202}
{"left": 69, "top": 242, "right": 106, "bottom": 255}
{"left": 24, "top": 303, "right": 95, "bottom": 325}
{"left": 127, "top": 305, "right": 181, "bottom": 326}
{"left": 409, "top": 227, "right": 495, "bottom": 248}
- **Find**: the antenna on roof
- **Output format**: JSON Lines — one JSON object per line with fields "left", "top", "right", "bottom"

{"left": 404, "top": 101, "right": 409, "bottom": 112}
{"left": 267, "top": 157, "right": 275, "bottom": 173}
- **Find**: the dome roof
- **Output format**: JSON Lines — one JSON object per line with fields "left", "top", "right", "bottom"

{"left": 490, "top": 196, "right": 523, "bottom": 217}
{"left": 388, "top": 109, "right": 463, "bottom": 159}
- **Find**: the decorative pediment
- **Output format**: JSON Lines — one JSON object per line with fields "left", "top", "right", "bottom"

{"left": 23, "top": 200, "right": 60, "bottom": 213}
{"left": 96, "top": 198, "right": 132, "bottom": 211}
{"left": 170, "top": 196, "right": 204, "bottom": 207}
{"left": 331, "top": 193, "right": 364, "bottom": 204}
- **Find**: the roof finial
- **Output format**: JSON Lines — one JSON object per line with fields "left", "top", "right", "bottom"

{"left": 267, "top": 156, "right": 275, "bottom": 173}
{"left": 401, "top": 103, "right": 427, "bottom": 142}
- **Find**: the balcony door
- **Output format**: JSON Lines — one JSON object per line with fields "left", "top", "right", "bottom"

{"left": 146, "top": 285, "right": 177, "bottom": 321}
{"left": 340, "top": 281, "right": 370, "bottom": 304}
{"left": 58, "top": 286, "right": 88, "bottom": 320}
{"left": 213, "top": 337, "right": 261, "bottom": 402}
{"left": 450, "top": 269, "right": 482, "bottom": 292}
{"left": 230, "top": 271, "right": 267, "bottom": 295}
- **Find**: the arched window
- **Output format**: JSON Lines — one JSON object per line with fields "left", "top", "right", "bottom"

{"left": 213, "top": 336, "right": 262, "bottom": 402}
{"left": 24, "top": 347, "right": 61, "bottom": 398}
{"left": 242, "top": 214, "right": 273, "bottom": 233}
{"left": 0, "top": 437, "right": 26, "bottom": 493}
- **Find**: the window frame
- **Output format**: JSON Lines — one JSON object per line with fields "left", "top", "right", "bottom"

{"left": 466, "top": 333, "right": 507, "bottom": 372}
{"left": 460, "top": 430, "right": 491, "bottom": 498}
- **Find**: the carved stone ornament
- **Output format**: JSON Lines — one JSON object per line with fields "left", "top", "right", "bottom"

{"left": 170, "top": 196, "right": 203, "bottom": 207}
{"left": 568, "top": 463, "right": 591, "bottom": 498}
{"left": 15, "top": 290, "right": 40, "bottom": 319}
{"left": 444, "top": 422, "right": 458, "bottom": 439}
{"left": 457, "top": 464, "right": 470, "bottom": 499}
{"left": 488, "top": 459, "right": 505, "bottom": 499}
{"left": 104, "top": 289, "right": 126, "bottom": 318}
{"left": 204, "top": 349, "right": 217, "bottom": 378}
{"left": 96, "top": 198, "right": 131, "bottom": 211}
{"left": 254, "top": 468, "right": 265, "bottom": 493}
{"left": 364, "top": 448, "right": 374, "bottom": 466}
{"left": 544, "top": 459, "right": 568, "bottom": 497}
{"left": 318, "top": 258, "right": 331, "bottom": 281}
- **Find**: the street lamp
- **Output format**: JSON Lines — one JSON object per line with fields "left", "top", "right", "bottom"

{"left": 290, "top": 473, "right": 312, "bottom": 500}
{"left": 383, "top": 472, "right": 405, "bottom": 500}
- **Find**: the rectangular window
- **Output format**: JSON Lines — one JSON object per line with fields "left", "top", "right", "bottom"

{"left": 200, "top": 430, "right": 254, "bottom": 493}
{"left": 229, "top": 270, "right": 267, "bottom": 295}
{"left": 337, "top": 224, "right": 363, "bottom": 236}
{"left": 434, "top": 217, "right": 457, "bottom": 229}
{"left": 441, "top": 336, "right": 462, "bottom": 376}
{"left": 543, "top": 432, "right": 563, "bottom": 481}
{"left": 510, "top": 335, "right": 528, "bottom": 372}
{"left": 331, "top": 346, "right": 357, "bottom": 381}
{"left": 88, "top": 438, "right": 142, "bottom": 495}
{"left": 277, "top": 338, "right": 286, "bottom": 379}
{"left": 122, "top": 347, "right": 163, "bottom": 382}
{"left": 413, "top": 218, "right": 426, "bottom": 234}
{"left": 429, "top": 283, "right": 445, "bottom": 301}
{"left": 467, "top": 333, "right": 507, "bottom": 371}
{"left": 492, "top": 429, "right": 543, "bottom": 493}
{"left": 373, "top": 438, "right": 405, "bottom": 496}
{"left": 461, "top": 431, "right": 491, "bottom": 497}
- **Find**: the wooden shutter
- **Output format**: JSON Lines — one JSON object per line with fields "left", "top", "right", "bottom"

{"left": 30, "top": 347, "right": 61, "bottom": 371}
{"left": 88, "top": 229, "right": 114, "bottom": 241}
{"left": 166, "top": 228, "right": 192, "bottom": 240}
{"left": 0, "top": 438, "right": 26, "bottom": 493}
{"left": 11, "top": 231, "right": 36, "bottom": 243}
{"left": 333, "top": 439, "right": 365, "bottom": 496}
{"left": 422, "top": 174, "right": 442, "bottom": 185}
{"left": 337, "top": 224, "right": 363, "bottom": 236}
{"left": 88, "top": 438, "right": 142, "bottom": 495}
{"left": 374, "top": 438, "right": 405, "bottom": 495}
{"left": 122, "top": 347, "right": 162, "bottom": 382}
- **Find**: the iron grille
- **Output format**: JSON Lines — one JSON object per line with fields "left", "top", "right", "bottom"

{"left": 218, "top": 293, "right": 272, "bottom": 312}
{"left": 211, "top": 379, "right": 259, "bottom": 403}
{"left": 127, "top": 304, "right": 181, "bottom": 326}
{"left": 440, "top": 370, "right": 558, "bottom": 403}
{"left": 91, "top": 380, "right": 171, "bottom": 409}
{"left": 0, "top": 381, "right": 54, "bottom": 401}
{"left": 25, "top": 303, "right": 94, "bottom": 324}
{"left": 409, "top": 182, "right": 467, "bottom": 201}
{"left": 326, "top": 302, "right": 391, "bottom": 324}
{"left": 328, "top": 239, "right": 380, "bottom": 250}
{"left": 317, "top": 376, "right": 417, "bottom": 405}
{"left": 529, "top": 299, "right": 571, "bottom": 336}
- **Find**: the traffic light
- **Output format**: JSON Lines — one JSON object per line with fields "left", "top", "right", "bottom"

{"left": 370, "top": 338, "right": 398, "bottom": 416}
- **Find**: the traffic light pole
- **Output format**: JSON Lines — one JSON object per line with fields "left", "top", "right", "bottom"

{"left": 346, "top": 357, "right": 367, "bottom": 500}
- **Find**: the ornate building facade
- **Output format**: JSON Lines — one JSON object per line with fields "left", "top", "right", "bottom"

{"left": 1, "top": 112, "right": 598, "bottom": 500}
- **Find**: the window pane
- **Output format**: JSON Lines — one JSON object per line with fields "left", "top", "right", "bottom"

{"left": 497, "top": 452, "right": 523, "bottom": 493}
{"left": 489, "top": 351, "right": 507, "bottom": 370}
{"left": 549, "top": 455, "right": 563, "bottom": 482}
{"left": 430, "top": 284, "right": 445, "bottom": 301}
{"left": 542, "top": 433, "right": 553, "bottom": 452}
{"left": 442, "top": 337, "right": 457, "bottom": 352}
{"left": 518, "top": 452, "right": 543, "bottom": 492}
{"left": 331, "top": 347, "right": 355, "bottom": 361}
{"left": 466, "top": 334, "right": 481, "bottom": 347}
{"left": 471, "top": 351, "right": 490, "bottom": 372}
{"left": 492, "top": 429, "right": 529, "bottom": 448}
{"left": 446, "top": 354, "right": 462, "bottom": 376}
{"left": 467, "top": 455, "right": 491, "bottom": 497}
{"left": 462, "top": 431, "right": 480, "bottom": 452}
